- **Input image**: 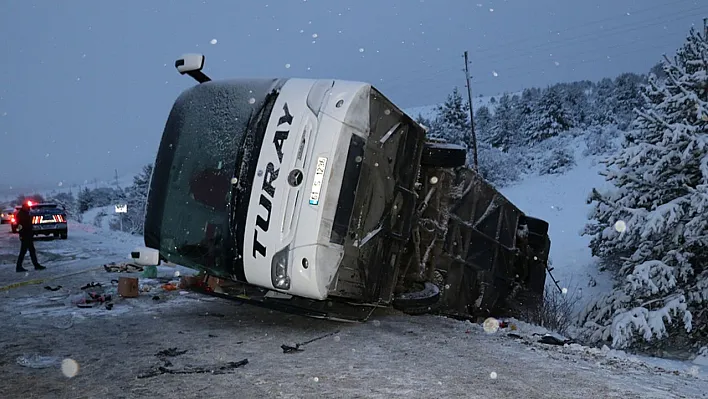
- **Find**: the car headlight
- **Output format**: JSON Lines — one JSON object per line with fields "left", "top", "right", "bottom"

{"left": 271, "top": 245, "right": 291, "bottom": 290}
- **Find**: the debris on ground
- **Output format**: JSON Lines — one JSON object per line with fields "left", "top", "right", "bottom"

{"left": 161, "top": 283, "right": 178, "bottom": 291}
{"left": 141, "top": 265, "right": 158, "bottom": 278}
{"left": 16, "top": 354, "right": 60, "bottom": 369}
{"left": 281, "top": 330, "right": 341, "bottom": 354}
{"left": 80, "top": 282, "right": 102, "bottom": 290}
{"left": 103, "top": 262, "right": 143, "bottom": 273}
{"left": 201, "top": 312, "right": 225, "bottom": 318}
{"left": 156, "top": 348, "right": 188, "bottom": 358}
{"left": 137, "top": 359, "right": 248, "bottom": 379}
{"left": 118, "top": 277, "right": 139, "bottom": 298}
{"left": 538, "top": 334, "right": 575, "bottom": 346}
{"left": 43, "top": 285, "right": 62, "bottom": 291}
{"left": 137, "top": 347, "right": 247, "bottom": 379}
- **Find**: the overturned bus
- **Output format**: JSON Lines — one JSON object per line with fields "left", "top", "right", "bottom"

{"left": 131, "top": 54, "right": 551, "bottom": 322}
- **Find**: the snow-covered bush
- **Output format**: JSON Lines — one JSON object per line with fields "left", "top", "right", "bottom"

{"left": 540, "top": 147, "right": 576, "bottom": 175}
{"left": 580, "top": 27, "right": 708, "bottom": 350}
{"left": 93, "top": 209, "right": 108, "bottom": 228}
{"left": 476, "top": 143, "right": 522, "bottom": 186}
{"left": 582, "top": 125, "right": 621, "bottom": 157}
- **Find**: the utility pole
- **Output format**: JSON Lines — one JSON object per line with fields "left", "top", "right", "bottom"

{"left": 463, "top": 51, "right": 479, "bottom": 171}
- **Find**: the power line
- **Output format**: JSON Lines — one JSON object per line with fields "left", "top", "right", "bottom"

{"left": 470, "top": 0, "right": 701, "bottom": 55}
{"left": 474, "top": 6, "right": 707, "bottom": 60}
{"left": 383, "top": 33, "right": 685, "bottom": 104}
{"left": 381, "top": 8, "right": 704, "bottom": 87}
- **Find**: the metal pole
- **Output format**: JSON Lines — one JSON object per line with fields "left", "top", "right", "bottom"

{"left": 463, "top": 51, "right": 479, "bottom": 171}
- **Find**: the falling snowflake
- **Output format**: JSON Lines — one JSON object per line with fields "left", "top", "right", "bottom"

{"left": 248, "top": 98, "right": 256, "bottom": 104}
{"left": 359, "top": 47, "right": 365, "bottom": 53}
{"left": 285, "top": 63, "right": 291, "bottom": 69}
{"left": 174, "top": 271, "right": 181, "bottom": 278}
{"left": 61, "top": 359, "right": 79, "bottom": 378}
{"left": 334, "top": 335, "right": 341, "bottom": 342}
{"left": 313, "top": 377, "right": 319, "bottom": 382}
{"left": 58, "top": 181, "right": 63, "bottom": 187}
{"left": 614, "top": 220, "right": 627, "bottom": 233}
{"left": 554, "top": 61, "right": 560, "bottom": 66}
{"left": 300, "top": 29, "right": 304, "bottom": 33}
{"left": 483, "top": 317, "right": 500, "bottom": 333}
{"left": 561, "top": 287, "right": 568, "bottom": 294}
{"left": 373, "top": 320, "right": 381, "bottom": 327}
{"left": 210, "top": 39, "right": 218, "bottom": 45}
{"left": 489, "top": 8, "right": 494, "bottom": 12}
{"left": 490, "top": 371, "right": 498, "bottom": 379}
{"left": 312, "top": 33, "right": 318, "bottom": 38}
{"left": 492, "top": 71, "right": 499, "bottom": 77}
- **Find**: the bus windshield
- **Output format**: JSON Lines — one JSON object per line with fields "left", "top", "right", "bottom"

{"left": 145, "top": 79, "right": 282, "bottom": 276}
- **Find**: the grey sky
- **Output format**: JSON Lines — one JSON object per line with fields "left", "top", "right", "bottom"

{"left": 0, "top": 0, "right": 705, "bottom": 193}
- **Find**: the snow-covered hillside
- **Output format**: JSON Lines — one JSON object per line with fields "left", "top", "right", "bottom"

{"left": 405, "top": 92, "right": 518, "bottom": 120}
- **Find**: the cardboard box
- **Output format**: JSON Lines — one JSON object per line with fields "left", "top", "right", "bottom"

{"left": 118, "top": 277, "right": 139, "bottom": 298}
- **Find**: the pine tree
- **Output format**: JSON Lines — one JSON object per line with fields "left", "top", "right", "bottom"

{"left": 591, "top": 77, "right": 618, "bottom": 126}
{"left": 614, "top": 72, "right": 647, "bottom": 130}
{"left": 526, "top": 87, "right": 571, "bottom": 143}
{"left": 77, "top": 187, "right": 93, "bottom": 213}
{"left": 124, "top": 164, "right": 153, "bottom": 234}
{"left": 580, "top": 27, "right": 708, "bottom": 350}
{"left": 487, "top": 94, "right": 520, "bottom": 150}
{"left": 474, "top": 105, "right": 493, "bottom": 143}
{"left": 434, "top": 87, "right": 471, "bottom": 147}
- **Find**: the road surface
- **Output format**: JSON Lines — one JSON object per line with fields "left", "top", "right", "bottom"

{"left": 0, "top": 222, "right": 706, "bottom": 399}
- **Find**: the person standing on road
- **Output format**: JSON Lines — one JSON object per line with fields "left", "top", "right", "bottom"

{"left": 16, "top": 202, "right": 45, "bottom": 272}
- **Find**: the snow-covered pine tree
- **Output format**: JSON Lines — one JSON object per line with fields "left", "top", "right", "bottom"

{"left": 580, "top": 27, "right": 708, "bottom": 350}
{"left": 526, "top": 86, "right": 572, "bottom": 143}
{"left": 559, "top": 81, "right": 592, "bottom": 128}
{"left": 76, "top": 187, "right": 93, "bottom": 213}
{"left": 590, "top": 77, "right": 618, "bottom": 126}
{"left": 614, "top": 72, "right": 647, "bottom": 130}
{"left": 433, "top": 87, "right": 471, "bottom": 147}
{"left": 123, "top": 164, "right": 153, "bottom": 234}
{"left": 487, "top": 93, "right": 520, "bottom": 150}
{"left": 474, "top": 105, "right": 493, "bottom": 143}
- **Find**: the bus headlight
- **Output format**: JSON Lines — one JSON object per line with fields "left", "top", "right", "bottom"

{"left": 271, "top": 246, "right": 291, "bottom": 290}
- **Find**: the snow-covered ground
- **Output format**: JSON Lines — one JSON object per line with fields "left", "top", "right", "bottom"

{"left": 499, "top": 138, "right": 616, "bottom": 313}
{"left": 0, "top": 164, "right": 707, "bottom": 397}
{"left": 406, "top": 92, "right": 515, "bottom": 120}
{"left": 1, "top": 126, "right": 707, "bottom": 397}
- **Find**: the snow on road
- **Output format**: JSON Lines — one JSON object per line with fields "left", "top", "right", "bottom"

{"left": 1, "top": 222, "right": 707, "bottom": 397}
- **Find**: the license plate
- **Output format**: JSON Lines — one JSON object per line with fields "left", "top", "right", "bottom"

{"left": 309, "top": 157, "right": 328, "bottom": 205}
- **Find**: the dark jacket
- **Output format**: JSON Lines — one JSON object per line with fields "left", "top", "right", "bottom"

{"left": 17, "top": 208, "right": 33, "bottom": 238}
